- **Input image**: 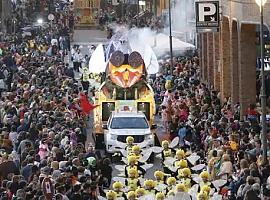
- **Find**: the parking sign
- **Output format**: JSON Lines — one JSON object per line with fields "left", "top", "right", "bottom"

{"left": 195, "top": 1, "right": 219, "bottom": 32}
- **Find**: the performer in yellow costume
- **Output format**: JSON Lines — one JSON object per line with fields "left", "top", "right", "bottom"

{"left": 175, "top": 159, "right": 188, "bottom": 175}
{"left": 112, "top": 181, "right": 127, "bottom": 199}
{"left": 156, "top": 192, "right": 166, "bottom": 200}
{"left": 125, "top": 168, "right": 140, "bottom": 191}
{"left": 199, "top": 171, "right": 214, "bottom": 192}
{"left": 197, "top": 191, "right": 209, "bottom": 200}
{"left": 200, "top": 185, "right": 211, "bottom": 200}
{"left": 126, "top": 136, "right": 135, "bottom": 155}
{"left": 166, "top": 177, "right": 177, "bottom": 194}
{"left": 135, "top": 187, "right": 146, "bottom": 198}
{"left": 106, "top": 190, "right": 117, "bottom": 200}
{"left": 175, "top": 183, "right": 187, "bottom": 193}
{"left": 144, "top": 179, "right": 156, "bottom": 195}
{"left": 124, "top": 155, "right": 145, "bottom": 177}
{"left": 127, "top": 191, "right": 136, "bottom": 200}
{"left": 178, "top": 167, "right": 195, "bottom": 190}
{"left": 161, "top": 140, "right": 176, "bottom": 161}
{"left": 131, "top": 145, "right": 141, "bottom": 160}
{"left": 154, "top": 170, "right": 165, "bottom": 184}
{"left": 174, "top": 149, "right": 186, "bottom": 164}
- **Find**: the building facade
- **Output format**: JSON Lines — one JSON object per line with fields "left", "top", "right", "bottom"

{"left": 198, "top": 0, "right": 270, "bottom": 118}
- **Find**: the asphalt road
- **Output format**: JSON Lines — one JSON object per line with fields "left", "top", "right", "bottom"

{"left": 72, "top": 29, "right": 108, "bottom": 51}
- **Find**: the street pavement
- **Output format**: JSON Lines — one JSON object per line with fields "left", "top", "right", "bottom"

{"left": 72, "top": 29, "right": 108, "bottom": 53}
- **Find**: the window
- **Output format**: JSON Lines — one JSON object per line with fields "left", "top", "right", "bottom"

{"left": 102, "top": 102, "right": 115, "bottom": 121}
{"left": 110, "top": 117, "right": 149, "bottom": 129}
{"left": 137, "top": 102, "right": 150, "bottom": 120}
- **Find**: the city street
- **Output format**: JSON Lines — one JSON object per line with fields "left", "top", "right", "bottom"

{"left": 71, "top": 28, "right": 164, "bottom": 180}
{"left": 0, "top": 0, "right": 270, "bottom": 200}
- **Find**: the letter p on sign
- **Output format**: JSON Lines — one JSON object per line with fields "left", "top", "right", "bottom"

{"left": 196, "top": 1, "right": 219, "bottom": 31}
{"left": 198, "top": 3, "right": 216, "bottom": 21}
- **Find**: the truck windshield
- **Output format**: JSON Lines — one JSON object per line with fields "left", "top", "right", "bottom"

{"left": 110, "top": 117, "right": 149, "bottom": 129}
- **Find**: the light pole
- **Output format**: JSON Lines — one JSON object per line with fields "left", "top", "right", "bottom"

{"left": 121, "top": 1, "right": 124, "bottom": 19}
{"left": 255, "top": 0, "right": 268, "bottom": 164}
{"left": 136, "top": 0, "right": 140, "bottom": 26}
{"left": 168, "top": 0, "right": 173, "bottom": 76}
{"left": 13, "top": 19, "right": 16, "bottom": 35}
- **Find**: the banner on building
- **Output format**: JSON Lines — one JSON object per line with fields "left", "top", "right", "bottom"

{"left": 195, "top": 1, "right": 220, "bottom": 32}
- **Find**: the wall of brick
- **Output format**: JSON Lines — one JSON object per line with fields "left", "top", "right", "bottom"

{"left": 198, "top": 0, "right": 263, "bottom": 114}
{"left": 207, "top": 32, "right": 214, "bottom": 87}
{"left": 239, "top": 23, "right": 257, "bottom": 118}
{"left": 220, "top": 17, "right": 231, "bottom": 102}
{"left": 213, "top": 32, "right": 220, "bottom": 91}
{"left": 202, "top": 33, "right": 208, "bottom": 82}
{"left": 230, "top": 20, "right": 240, "bottom": 105}
{"left": 199, "top": 34, "right": 203, "bottom": 81}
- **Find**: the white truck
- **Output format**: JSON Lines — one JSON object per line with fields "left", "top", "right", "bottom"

{"left": 103, "top": 111, "right": 156, "bottom": 153}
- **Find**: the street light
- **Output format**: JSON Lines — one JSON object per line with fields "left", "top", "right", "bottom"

{"left": 37, "top": 18, "right": 43, "bottom": 25}
{"left": 255, "top": 0, "right": 268, "bottom": 164}
{"left": 168, "top": 0, "right": 173, "bottom": 76}
{"left": 13, "top": 19, "right": 16, "bottom": 34}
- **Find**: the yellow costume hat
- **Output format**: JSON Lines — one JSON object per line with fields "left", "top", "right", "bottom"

{"left": 162, "top": 140, "right": 169, "bottom": 148}
{"left": 144, "top": 179, "right": 155, "bottom": 188}
{"left": 181, "top": 167, "right": 191, "bottom": 177}
{"left": 201, "top": 185, "right": 211, "bottom": 195}
{"left": 175, "top": 183, "right": 187, "bottom": 192}
{"left": 200, "top": 171, "right": 210, "bottom": 180}
{"left": 176, "top": 149, "right": 185, "bottom": 158}
{"left": 197, "top": 191, "right": 208, "bottom": 200}
{"left": 128, "top": 168, "right": 138, "bottom": 177}
{"left": 128, "top": 155, "right": 137, "bottom": 164}
{"left": 106, "top": 190, "right": 117, "bottom": 200}
{"left": 127, "top": 191, "right": 136, "bottom": 199}
{"left": 154, "top": 170, "right": 164, "bottom": 179}
{"left": 112, "top": 181, "right": 123, "bottom": 190}
{"left": 135, "top": 187, "right": 146, "bottom": 196}
{"left": 176, "top": 159, "right": 188, "bottom": 168}
{"left": 166, "top": 177, "right": 176, "bottom": 186}
{"left": 132, "top": 145, "right": 140, "bottom": 152}
{"left": 126, "top": 136, "right": 134, "bottom": 143}
{"left": 156, "top": 192, "right": 165, "bottom": 200}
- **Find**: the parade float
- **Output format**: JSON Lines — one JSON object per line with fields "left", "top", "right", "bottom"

{"left": 89, "top": 28, "right": 159, "bottom": 146}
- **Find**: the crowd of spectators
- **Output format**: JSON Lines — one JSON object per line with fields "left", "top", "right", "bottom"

{"left": 0, "top": 1, "right": 270, "bottom": 199}
{"left": 147, "top": 55, "right": 270, "bottom": 199}
{"left": 0, "top": 2, "right": 114, "bottom": 200}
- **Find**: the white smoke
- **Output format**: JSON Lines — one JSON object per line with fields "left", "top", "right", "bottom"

{"left": 127, "top": 27, "right": 195, "bottom": 57}
{"left": 107, "top": 24, "right": 195, "bottom": 58}
{"left": 169, "top": 0, "right": 196, "bottom": 43}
